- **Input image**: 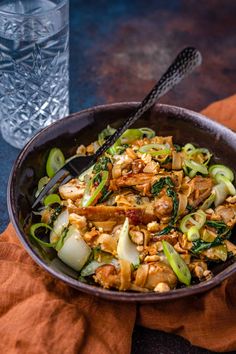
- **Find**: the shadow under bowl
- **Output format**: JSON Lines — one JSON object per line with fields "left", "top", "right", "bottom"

{"left": 7, "top": 102, "right": 236, "bottom": 302}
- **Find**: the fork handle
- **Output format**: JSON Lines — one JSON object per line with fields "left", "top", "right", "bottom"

{"left": 94, "top": 47, "right": 202, "bottom": 158}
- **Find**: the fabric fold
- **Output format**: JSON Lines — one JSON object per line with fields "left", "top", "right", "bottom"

{"left": 0, "top": 225, "right": 136, "bottom": 354}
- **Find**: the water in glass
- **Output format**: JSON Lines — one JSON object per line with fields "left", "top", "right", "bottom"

{"left": 0, "top": 0, "right": 69, "bottom": 148}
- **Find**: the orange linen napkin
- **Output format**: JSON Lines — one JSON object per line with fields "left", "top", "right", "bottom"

{"left": 1, "top": 94, "right": 236, "bottom": 354}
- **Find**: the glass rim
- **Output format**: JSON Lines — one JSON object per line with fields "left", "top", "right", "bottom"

{"left": 0, "top": 0, "right": 68, "bottom": 18}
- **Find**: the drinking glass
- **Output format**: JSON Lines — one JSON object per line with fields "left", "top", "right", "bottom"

{"left": 0, "top": 0, "right": 69, "bottom": 149}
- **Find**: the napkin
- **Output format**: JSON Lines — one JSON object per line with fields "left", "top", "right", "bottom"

{"left": 1, "top": 94, "right": 236, "bottom": 354}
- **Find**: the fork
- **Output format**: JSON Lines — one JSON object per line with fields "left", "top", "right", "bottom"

{"left": 32, "top": 46, "right": 202, "bottom": 209}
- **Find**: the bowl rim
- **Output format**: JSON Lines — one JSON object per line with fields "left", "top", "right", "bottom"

{"left": 7, "top": 102, "right": 236, "bottom": 302}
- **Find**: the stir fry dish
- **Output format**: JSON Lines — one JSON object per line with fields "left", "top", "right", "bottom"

{"left": 30, "top": 126, "right": 236, "bottom": 292}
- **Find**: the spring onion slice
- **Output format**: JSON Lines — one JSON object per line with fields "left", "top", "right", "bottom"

{"left": 209, "top": 164, "right": 234, "bottom": 182}
{"left": 139, "top": 144, "right": 171, "bottom": 156}
{"left": 184, "top": 159, "right": 208, "bottom": 176}
{"left": 183, "top": 143, "right": 195, "bottom": 154}
{"left": 30, "top": 223, "right": 54, "bottom": 248}
{"left": 162, "top": 240, "right": 191, "bottom": 286}
{"left": 82, "top": 171, "right": 109, "bottom": 207}
{"left": 44, "top": 194, "right": 61, "bottom": 206}
{"left": 107, "top": 128, "right": 155, "bottom": 155}
{"left": 107, "top": 129, "right": 142, "bottom": 155}
{"left": 139, "top": 127, "right": 155, "bottom": 138}
{"left": 120, "top": 129, "right": 143, "bottom": 144}
{"left": 215, "top": 175, "right": 236, "bottom": 195}
{"left": 35, "top": 176, "right": 50, "bottom": 197}
{"left": 199, "top": 193, "right": 215, "bottom": 210}
{"left": 212, "top": 183, "right": 228, "bottom": 207}
{"left": 46, "top": 148, "right": 65, "bottom": 178}
{"left": 187, "top": 226, "right": 200, "bottom": 241}
{"left": 188, "top": 148, "right": 212, "bottom": 165}
{"left": 180, "top": 210, "right": 206, "bottom": 233}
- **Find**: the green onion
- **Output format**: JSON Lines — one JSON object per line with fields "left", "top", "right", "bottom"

{"left": 30, "top": 223, "right": 54, "bottom": 248}
{"left": 139, "top": 127, "right": 155, "bottom": 138}
{"left": 199, "top": 193, "right": 215, "bottom": 210}
{"left": 187, "top": 226, "right": 200, "bottom": 241}
{"left": 212, "top": 183, "right": 228, "bottom": 207}
{"left": 82, "top": 170, "right": 109, "bottom": 207}
{"left": 183, "top": 143, "right": 195, "bottom": 154}
{"left": 188, "top": 148, "right": 212, "bottom": 165}
{"left": 209, "top": 164, "right": 234, "bottom": 182}
{"left": 184, "top": 159, "right": 208, "bottom": 176}
{"left": 139, "top": 143, "right": 171, "bottom": 156}
{"left": 46, "top": 148, "right": 65, "bottom": 178}
{"left": 120, "top": 129, "right": 143, "bottom": 144}
{"left": 180, "top": 210, "right": 206, "bottom": 233}
{"left": 162, "top": 240, "right": 191, "bottom": 286}
{"left": 35, "top": 176, "right": 50, "bottom": 197}
{"left": 215, "top": 175, "right": 236, "bottom": 196}
{"left": 108, "top": 129, "right": 143, "bottom": 155}
{"left": 44, "top": 194, "right": 61, "bottom": 206}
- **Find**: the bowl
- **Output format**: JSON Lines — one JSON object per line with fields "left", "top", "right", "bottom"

{"left": 7, "top": 102, "right": 236, "bottom": 302}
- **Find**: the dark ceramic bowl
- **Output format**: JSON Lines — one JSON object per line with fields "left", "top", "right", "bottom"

{"left": 8, "top": 103, "right": 236, "bottom": 302}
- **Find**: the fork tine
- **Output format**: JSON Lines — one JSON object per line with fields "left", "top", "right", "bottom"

{"left": 32, "top": 168, "right": 71, "bottom": 209}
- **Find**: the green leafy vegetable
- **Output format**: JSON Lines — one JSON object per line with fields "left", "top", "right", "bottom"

{"left": 166, "top": 188, "right": 179, "bottom": 225}
{"left": 98, "top": 189, "right": 112, "bottom": 203}
{"left": 93, "top": 156, "right": 111, "bottom": 173}
{"left": 155, "top": 186, "right": 179, "bottom": 236}
{"left": 191, "top": 220, "right": 230, "bottom": 254}
{"left": 205, "top": 220, "right": 231, "bottom": 238}
{"left": 151, "top": 177, "right": 174, "bottom": 196}
{"left": 157, "top": 225, "right": 175, "bottom": 236}
{"left": 191, "top": 236, "right": 223, "bottom": 254}
{"left": 174, "top": 144, "right": 182, "bottom": 152}
{"left": 161, "top": 156, "right": 172, "bottom": 165}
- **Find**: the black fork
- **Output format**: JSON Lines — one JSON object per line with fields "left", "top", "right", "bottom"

{"left": 32, "top": 47, "right": 202, "bottom": 209}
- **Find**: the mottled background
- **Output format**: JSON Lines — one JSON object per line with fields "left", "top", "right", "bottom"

{"left": 1, "top": 0, "right": 236, "bottom": 353}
